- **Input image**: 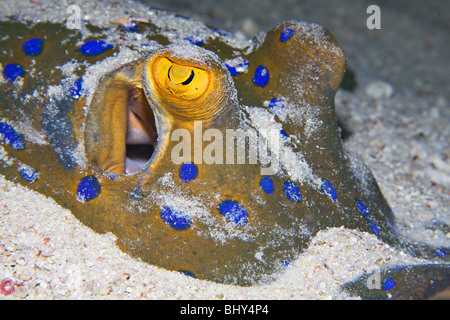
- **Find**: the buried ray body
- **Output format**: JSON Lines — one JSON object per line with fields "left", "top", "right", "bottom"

{"left": 0, "top": 14, "right": 449, "bottom": 296}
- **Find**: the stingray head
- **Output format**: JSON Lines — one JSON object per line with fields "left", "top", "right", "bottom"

{"left": 84, "top": 44, "right": 236, "bottom": 175}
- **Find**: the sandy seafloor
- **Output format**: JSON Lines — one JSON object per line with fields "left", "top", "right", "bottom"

{"left": 0, "top": 0, "right": 449, "bottom": 299}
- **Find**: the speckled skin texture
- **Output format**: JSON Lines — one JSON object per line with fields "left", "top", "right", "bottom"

{"left": 343, "top": 264, "right": 450, "bottom": 299}
{"left": 0, "top": 17, "right": 448, "bottom": 291}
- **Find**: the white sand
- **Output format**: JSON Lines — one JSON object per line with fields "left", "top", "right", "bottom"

{"left": 0, "top": 175, "right": 429, "bottom": 299}
{"left": 0, "top": 0, "right": 448, "bottom": 299}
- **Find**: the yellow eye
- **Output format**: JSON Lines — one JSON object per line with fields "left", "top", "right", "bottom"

{"left": 153, "top": 57, "right": 209, "bottom": 100}
{"left": 143, "top": 45, "right": 233, "bottom": 122}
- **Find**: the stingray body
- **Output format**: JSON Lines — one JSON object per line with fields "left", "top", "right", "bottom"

{"left": 0, "top": 12, "right": 448, "bottom": 295}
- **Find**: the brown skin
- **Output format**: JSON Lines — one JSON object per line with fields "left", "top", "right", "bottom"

{"left": 1, "top": 21, "right": 448, "bottom": 288}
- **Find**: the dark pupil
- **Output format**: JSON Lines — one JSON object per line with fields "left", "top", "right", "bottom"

{"left": 181, "top": 70, "right": 195, "bottom": 85}
{"left": 167, "top": 66, "right": 195, "bottom": 86}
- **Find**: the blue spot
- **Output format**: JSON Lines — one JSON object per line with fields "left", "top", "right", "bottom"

{"left": 3, "top": 63, "right": 25, "bottom": 82}
{"left": 122, "top": 24, "right": 139, "bottom": 31}
{"left": 185, "top": 37, "right": 204, "bottom": 46}
{"left": 22, "top": 38, "right": 43, "bottom": 56}
{"left": 69, "top": 78, "right": 83, "bottom": 99}
{"left": 0, "top": 122, "right": 26, "bottom": 150}
{"left": 282, "top": 260, "right": 292, "bottom": 268}
{"left": 356, "top": 199, "right": 370, "bottom": 217}
{"left": 179, "top": 163, "right": 198, "bottom": 183}
{"left": 370, "top": 222, "right": 380, "bottom": 235}
{"left": 210, "top": 27, "right": 232, "bottom": 37}
{"left": 260, "top": 176, "right": 274, "bottom": 194}
{"left": 178, "top": 270, "right": 197, "bottom": 278}
{"left": 253, "top": 65, "right": 269, "bottom": 87}
{"left": 80, "top": 40, "right": 113, "bottom": 56}
{"left": 320, "top": 179, "right": 337, "bottom": 202}
{"left": 218, "top": 200, "right": 248, "bottom": 226}
{"left": 268, "top": 98, "right": 284, "bottom": 116}
{"left": 225, "top": 58, "right": 249, "bottom": 76}
{"left": 76, "top": 176, "right": 101, "bottom": 202}
{"left": 283, "top": 182, "right": 302, "bottom": 203}
{"left": 435, "top": 249, "right": 446, "bottom": 257}
{"left": 18, "top": 165, "right": 39, "bottom": 183}
{"left": 160, "top": 206, "right": 192, "bottom": 230}
{"left": 381, "top": 278, "right": 396, "bottom": 291}
{"left": 227, "top": 65, "right": 238, "bottom": 75}
{"left": 280, "top": 130, "right": 289, "bottom": 145}
{"left": 279, "top": 28, "right": 295, "bottom": 42}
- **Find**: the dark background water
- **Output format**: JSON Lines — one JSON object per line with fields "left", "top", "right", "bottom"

{"left": 141, "top": 0, "right": 450, "bottom": 99}
{"left": 144, "top": 0, "right": 449, "bottom": 34}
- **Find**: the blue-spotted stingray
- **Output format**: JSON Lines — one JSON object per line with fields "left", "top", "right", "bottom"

{"left": 0, "top": 12, "right": 448, "bottom": 298}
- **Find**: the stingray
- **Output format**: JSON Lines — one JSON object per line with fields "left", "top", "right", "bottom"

{"left": 0, "top": 12, "right": 448, "bottom": 298}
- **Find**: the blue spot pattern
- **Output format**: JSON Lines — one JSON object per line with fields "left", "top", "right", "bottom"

{"left": 160, "top": 206, "right": 192, "bottom": 230}
{"left": 0, "top": 122, "right": 26, "bottom": 150}
{"left": 280, "top": 130, "right": 288, "bottom": 138}
{"left": 22, "top": 38, "right": 44, "bottom": 56}
{"left": 218, "top": 200, "right": 248, "bottom": 226}
{"left": 320, "top": 179, "right": 337, "bottom": 202}
{"left": 387, "top": 219, "right": 397, "bottom": 233}
{"left": 226, "top": 65, "right": 239, "bottom": 76}
{"left": 122, "top": 24, "right": 139, "bottom": 31}
{"left": 356, "top": 199, "right": 370, "bottom": 217}
{"left": 252, "top": 65, "right": 269, "bottom": 87}
{"left": 179, "top": 162, "right": 198, "bottom": 183}
{"left": 3, "top": 63, "right": 25, "bottom": 82}
{"left": 210, "top": 27, "right": 232, "bottom": 38}
{"left": 260, "top": 176, "right": 274, "bottom": 194}
{"left": 268, "top": 98, "right": 284, "bottom": 116}
{"left": 435, "top": 249, "right": 446, "bottom": 257}
{"left": 225, "top": 58, "right": 249, "bottom": 76}
{"left": 356, "top": 199, "right": 382, "bottom": 235}
{"left": 178, "top": 270, "right": 197, "bottom": 278}
{"left": 77, "top": 176, "right": 101, "bottom": 202}
{"left": 283, "top": 182, "right": 302, "bottom": 203}
{"left": 381, "top": 278, "right": 396, "bottom": 291}
{"left": 69, "top": 79, "right": 83, "bottom": 99}
{"left": 18, "top": 165, "right": 39, "bottom": 182}
{"left": 279, "top": 28, "right": 295, "bottom": 42}
{"left": 282, "top": 260, "right": 292, "bottom": 268}
{"left": 185, "top": 37, "right": 204, "bottom": 46}
{"left": 370, "top": 222, "right": 380, "bottom": 235}
{"left": 280, "top": 129, "right": 289, "bottom": 144}
{"left": 80, "top": 40, "right": 113, "bottom": 56}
